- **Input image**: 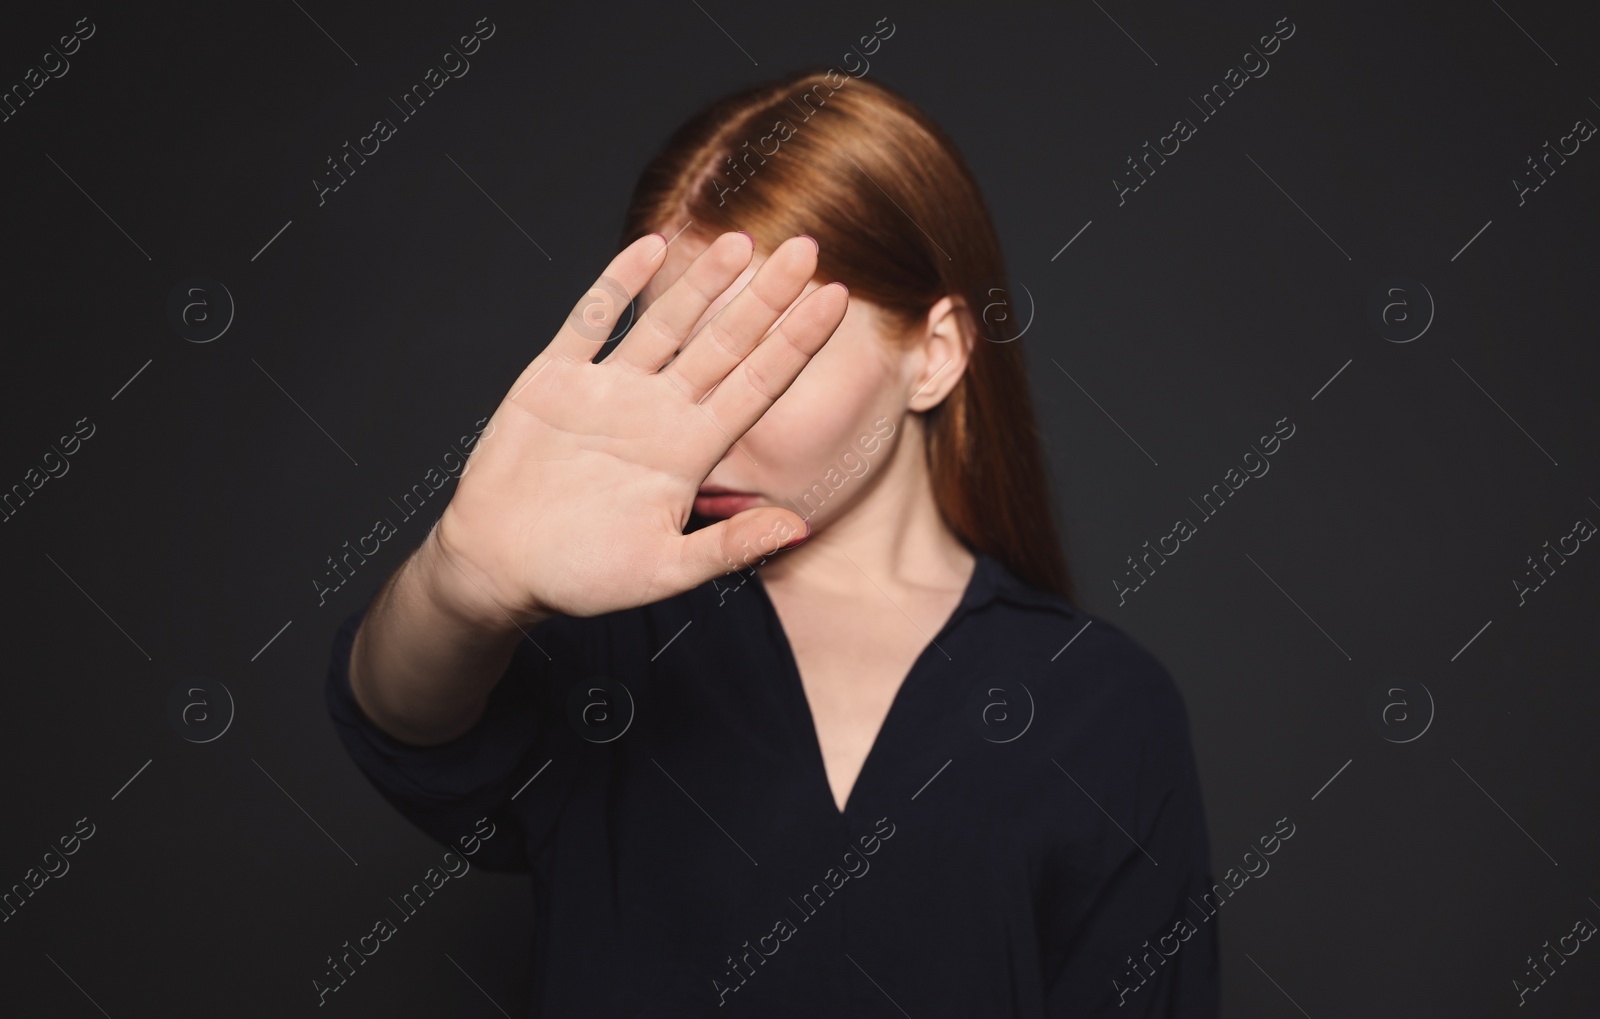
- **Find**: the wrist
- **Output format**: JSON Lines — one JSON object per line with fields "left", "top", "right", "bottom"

{"left": 414, "top": 518, "right": 542, "bottom": 637}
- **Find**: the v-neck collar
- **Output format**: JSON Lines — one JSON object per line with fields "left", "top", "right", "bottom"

{"left": 743, "top": 547, "right": 1023, "bottom": 821}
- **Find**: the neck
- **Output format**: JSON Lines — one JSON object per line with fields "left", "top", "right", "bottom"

{"left": 759, "top": 415, "right": 973, "bottom": 594}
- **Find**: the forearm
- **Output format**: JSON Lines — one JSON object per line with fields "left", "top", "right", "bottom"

{"left": 347, "top": 524, "right": 544, "bottom": 746}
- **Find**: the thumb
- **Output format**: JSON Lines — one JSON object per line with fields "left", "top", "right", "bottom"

{"left": 674, "top": 507, "right": 810, "bottom": 589}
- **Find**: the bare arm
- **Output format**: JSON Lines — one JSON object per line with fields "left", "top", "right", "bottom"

{"left": 346, "top": 525, "right": 542, "bottom": 747}
{"left": 341, "top": 230, "right": 847, "bottom": 748}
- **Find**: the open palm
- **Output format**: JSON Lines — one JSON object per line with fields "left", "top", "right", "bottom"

{"left": 432, "top": 231, "right": 848, "bottom": 625}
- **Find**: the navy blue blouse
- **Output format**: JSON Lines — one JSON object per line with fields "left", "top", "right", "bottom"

{"left": 325, "top": 548, "right": 1219, "bottom": 1016}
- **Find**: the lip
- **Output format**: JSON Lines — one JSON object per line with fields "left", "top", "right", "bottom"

{"left": 694, "top": 488, "right": 763, "bottom": 518}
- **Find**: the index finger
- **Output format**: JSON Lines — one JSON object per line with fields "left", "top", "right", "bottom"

{"left": 540, "top": 232, "right": 670, "bottom": 365}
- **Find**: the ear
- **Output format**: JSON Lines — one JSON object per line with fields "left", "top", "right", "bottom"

{"left": 906, "top": 295, "right": 973, "bottom": 412}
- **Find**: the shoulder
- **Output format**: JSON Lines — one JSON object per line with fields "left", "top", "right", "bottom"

{"left": 977, "top": 555, "right": 1192, "bottom": 743}
{"left": 1054, "top": 611, "right": 1189, "bottom": 727}
{"left": 982, "top": 555, "right": 1180, "bottom": 692}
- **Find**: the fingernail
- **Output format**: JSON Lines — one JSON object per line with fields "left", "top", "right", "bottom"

{"left": 736, "top": 230, "right": 754, "bottom": 244}
{"left": 798, "top": 234, "right": 818, "bottom": 253}
{"left": 644, "top": 232, "right": 668, "bottom": 257}
{"left": 827, "top": 281, "right": 849, "bottom": 295}
{"left": 781, "top": 520, "right": 811, "bottom": 549}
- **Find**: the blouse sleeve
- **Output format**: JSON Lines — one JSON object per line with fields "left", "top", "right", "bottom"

{"left": 1040, "top": 639, "right": 1221, "bottom": 1017}
{"left": 323, "top": 592, "right": 601, "bottom": 873}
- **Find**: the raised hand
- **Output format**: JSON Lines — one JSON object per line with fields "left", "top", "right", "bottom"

{"left": 431, "top": 230, "right": 849, "bottom": 626}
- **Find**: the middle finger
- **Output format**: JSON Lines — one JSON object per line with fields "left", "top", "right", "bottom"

{"left": 661, "top": 235, "right": 820, "bottom": 403}
{"left": 603, "top": 230, "right": 756, "bottom": 374}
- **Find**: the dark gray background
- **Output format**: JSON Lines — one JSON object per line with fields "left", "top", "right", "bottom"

{"left": 2, "top": 1, "right": 1597, "bottom": 1015}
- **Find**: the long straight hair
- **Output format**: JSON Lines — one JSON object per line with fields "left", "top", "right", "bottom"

{"left": 620, "top": 68, "right": 1074, "bottom": 603}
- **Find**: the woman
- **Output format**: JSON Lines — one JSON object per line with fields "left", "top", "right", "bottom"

{"left": 327, "top": 67, "right": 1218, "bottom": 1016}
